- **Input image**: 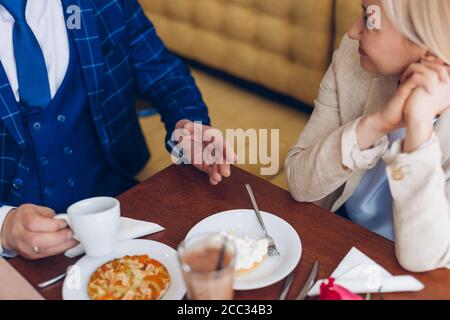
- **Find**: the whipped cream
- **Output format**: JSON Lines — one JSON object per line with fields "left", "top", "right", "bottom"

{"left": 221, "top": 232, "right": 269, "bottom": 271}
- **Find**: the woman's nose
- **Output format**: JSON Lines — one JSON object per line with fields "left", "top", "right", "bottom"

{"left": 348, "top": 16, "right": 363, "bottom": 40}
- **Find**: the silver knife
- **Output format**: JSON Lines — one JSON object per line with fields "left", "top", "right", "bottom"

{"left": 295, "top": 261, "right": 319, "bottom": 300}
{"left": 279, "top": 272, "right": 295, "bottom": 300}
{"left": 37, "top": 272, "right": 67, "bottom": 289}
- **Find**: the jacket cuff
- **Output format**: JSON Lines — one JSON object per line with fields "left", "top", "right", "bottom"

{"left": 341, "top": 117, "right": 389, "bottom": 171}
{"left": 383, "top": 133, "right": 441, "bottom": 172}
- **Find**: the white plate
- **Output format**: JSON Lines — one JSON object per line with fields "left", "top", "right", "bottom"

{"left": 186, "top": 209, "right": 302, "bottom": 290}
{"left": 62, "top": 239, "right": 186, "bottom": 300}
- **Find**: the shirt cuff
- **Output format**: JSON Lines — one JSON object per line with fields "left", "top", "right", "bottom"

{"left": 0, "top": 206, "right": 17, "bottom": 258}
{"left": 342, "top": 117, "right": 389, "bottom": 171}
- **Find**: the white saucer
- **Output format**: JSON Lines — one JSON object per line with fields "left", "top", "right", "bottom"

{"left": 186, "top": 209, "right": 302, "bottom": 290}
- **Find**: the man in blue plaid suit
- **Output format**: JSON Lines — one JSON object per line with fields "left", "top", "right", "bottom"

{"left": 0, "top": 0, "right": 234, "bottom": 259}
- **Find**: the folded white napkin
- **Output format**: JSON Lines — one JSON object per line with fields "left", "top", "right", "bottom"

{"left": 308, "top": 247, "right": 424, "bottom": 296}
{"left": 65, "top": 217, "right": 165, "bottom": 258}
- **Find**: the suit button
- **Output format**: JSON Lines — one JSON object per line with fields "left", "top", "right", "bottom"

{"left": 13, "top": 178, "right": 24, "bottom": 189}
{"left": 64, "top": 146, "right": 73, "bottom": 156}
{"left": 40, "top": 156, "right": 49, "bottom": 166}
{"left": 33, "top": 122, "right": 42, "bottom": 130}
{"left": 391, "top": 168, "right": 406, "bottom": 181}
{"left": 57, "top": 115, "right": 66, "bottom": 123}
{"left": 67, "top": 178, "right": 76, "bottom": 187}
{"left": 44, "top": 188, "right": 53, "bottom": 196}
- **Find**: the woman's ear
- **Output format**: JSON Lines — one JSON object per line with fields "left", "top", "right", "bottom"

{"left": 420, "top": 50, "right": 432, "bottom": 61}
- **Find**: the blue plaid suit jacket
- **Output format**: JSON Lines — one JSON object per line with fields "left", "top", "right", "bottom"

{"left": 0, "top": 0, "right": 211, "bottom": 205}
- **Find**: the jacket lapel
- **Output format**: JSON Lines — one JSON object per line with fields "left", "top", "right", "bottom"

{"left": 61, "top": 0, "right": 109, "bottom": 146}
{"left": 332, "top": 76, "right": 399, "bottom": 212}
{"left": 0, "top": 63, "right": 26, "bottom": 149}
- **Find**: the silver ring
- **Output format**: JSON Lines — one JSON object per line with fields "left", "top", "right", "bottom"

{"left": 33, "top": 246, "right": 40, "bottom": 254}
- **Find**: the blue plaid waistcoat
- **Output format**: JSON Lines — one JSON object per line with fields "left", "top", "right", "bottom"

{"left": 0, "top": 0, "right": 211, "bottom": 206}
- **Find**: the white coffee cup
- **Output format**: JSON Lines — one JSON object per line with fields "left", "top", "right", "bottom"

{"left": 55, "top": 197, "right": 120, "bottom": 257}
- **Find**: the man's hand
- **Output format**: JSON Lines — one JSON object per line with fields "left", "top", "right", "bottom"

{"left": 173, "top": 120, "right": 237, "bottom": 185}
{"left": 0, "top": 204, "right": 78, "bottom": 259}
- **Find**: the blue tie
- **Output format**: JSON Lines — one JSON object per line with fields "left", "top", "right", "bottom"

{"left": 0, "top": 0, "right": 51, "bottom": 108}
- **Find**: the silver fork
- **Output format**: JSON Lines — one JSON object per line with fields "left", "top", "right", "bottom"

{"left": 245, "top": 184, "right": 280, "bottom": 256}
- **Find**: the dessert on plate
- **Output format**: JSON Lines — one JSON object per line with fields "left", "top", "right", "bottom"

{"left": 221, "top": 232, "right": 269, "bottom": 275}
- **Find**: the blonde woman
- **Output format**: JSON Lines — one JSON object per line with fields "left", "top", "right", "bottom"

{"left": 286, "top": 0, "right": 450, "bottom": 272}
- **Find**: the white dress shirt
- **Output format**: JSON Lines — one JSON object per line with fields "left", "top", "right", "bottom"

{"left": 0, "top": 0, "right": 69, "bottom": 256}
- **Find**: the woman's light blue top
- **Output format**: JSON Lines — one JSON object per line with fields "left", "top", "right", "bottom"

{"left": 345, "top": 129, "right": 405, "bottom": 240}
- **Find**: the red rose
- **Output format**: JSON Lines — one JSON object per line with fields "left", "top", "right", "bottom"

{"left": 319, "top": 278, "right": 363, "bottom": 300}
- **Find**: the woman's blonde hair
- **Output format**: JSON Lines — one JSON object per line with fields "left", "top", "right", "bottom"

{"left": 383, "top": 0, "right": 450, "bottom": 64}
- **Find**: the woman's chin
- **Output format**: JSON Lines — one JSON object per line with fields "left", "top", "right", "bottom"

{"left": 360, "top": 57, "right": 381, "bottom": 75}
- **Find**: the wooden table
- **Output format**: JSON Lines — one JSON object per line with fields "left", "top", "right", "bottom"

{"left": 8, "top": 165, "right": 450, "bottom": 300}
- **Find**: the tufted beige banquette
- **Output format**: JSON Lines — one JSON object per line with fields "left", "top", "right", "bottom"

{"left": 138, "top": 0, "right": 360, "bottom": 106}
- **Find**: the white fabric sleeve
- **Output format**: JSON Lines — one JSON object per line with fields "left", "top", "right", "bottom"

{"left": 383, "top": 133, "right": 450, "bottom": 271}
{"left": 341, "top": 117, "right": 389, "bottom": 171}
